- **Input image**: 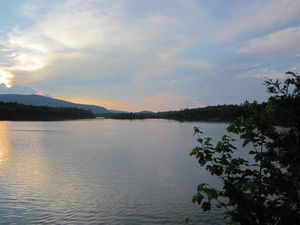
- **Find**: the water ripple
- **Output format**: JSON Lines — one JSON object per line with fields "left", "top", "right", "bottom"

{"left": 0, "top": 120, "right": 227, "bottom": 224}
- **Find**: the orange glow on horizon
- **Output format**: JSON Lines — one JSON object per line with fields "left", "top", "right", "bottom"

{"left": 60, "top": 95, "right": 121, "bottom": 111}
{"left": 148, "top": 97, "right": 172, "bottom": 103}
{"left": 59, "top": 96, "right": 186, "bottom": 112}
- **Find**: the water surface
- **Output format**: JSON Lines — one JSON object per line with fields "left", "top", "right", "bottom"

{"left": 0, "top": 119, "right": 228, "bottom": 224}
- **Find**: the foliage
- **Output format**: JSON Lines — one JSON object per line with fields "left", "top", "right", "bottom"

{"left": 154, "top": 104, "right": 248, "bottom": 121}
{"left": 190, "top": 72, "right": 300, "bottom": 225}
{"left": 107, "top": 103, "right": 268, "bottom": 122}
{"left": 0, "top": 101, "right": 95, "bottom": 120}
{"left": 108, "top": 112, "right": 149, "bottom": 120}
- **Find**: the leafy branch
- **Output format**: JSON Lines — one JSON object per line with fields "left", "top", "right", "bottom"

{"left": 190, "top": 72, "right": 300, "bottom": 225}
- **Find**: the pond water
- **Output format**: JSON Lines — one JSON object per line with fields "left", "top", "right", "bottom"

{"left": 0, "top": 119, "right": 233, "bottom": 224}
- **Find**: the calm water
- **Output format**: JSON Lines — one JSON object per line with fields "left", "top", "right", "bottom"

{"left": 0, "top": 119, "right": 230, "bottom": 224}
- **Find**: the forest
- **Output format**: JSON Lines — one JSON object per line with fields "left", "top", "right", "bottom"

{"left": 106, "top": 101, "right": 270, "bottom": 122}
{"left": 0, "top": 101, "right": 95, "bottom": 120}
{"left": 0, "top": 98, "right": 286, "bottom": 124}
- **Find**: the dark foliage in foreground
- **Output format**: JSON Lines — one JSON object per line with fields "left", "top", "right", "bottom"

{"left": 190, "top": 71, "right": 300, "bottom": 225}
{"left": 0, "top": 102, "right": 95, "bottom": 120}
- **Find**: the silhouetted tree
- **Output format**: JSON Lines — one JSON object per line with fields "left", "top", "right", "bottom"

{"left": 190, "top": 72, "right": 300, "bottom": 225}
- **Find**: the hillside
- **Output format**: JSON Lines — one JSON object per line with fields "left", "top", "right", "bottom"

{"left": 0, "top": 101, "right": 95, "bottom": 120}
{"left": 0, "top": 94, "right": 109, "bottom": 114}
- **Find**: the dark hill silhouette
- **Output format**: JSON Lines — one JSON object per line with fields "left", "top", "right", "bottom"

{"left": 0, "top": 94, "right": 109, "bottom": 114}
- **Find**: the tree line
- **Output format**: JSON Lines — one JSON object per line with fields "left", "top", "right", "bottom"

{"left": 0, "top": 101, "right": 95, "bottom": 120}
{"left": 152, "top": 102, "right": 267, "bottom": 122}
{"left": 107, "top": 101, "right": 286, "bottom": 123}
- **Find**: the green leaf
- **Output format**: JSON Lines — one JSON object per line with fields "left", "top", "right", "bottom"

{"left": 191, "top": 72, "right": 300, "bottom": 224}
{"left": 202, "top": 202, "right": 211, "bottom": 211}
{"left": 193, "top": 127, "right": 203, "bottom": 136}
{"left": 192, "top": 193, "right": 204, "bottom": 205}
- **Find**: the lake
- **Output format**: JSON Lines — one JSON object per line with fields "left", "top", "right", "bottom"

{"left": 0, "top": 119, "right": 231, "bottom": 224}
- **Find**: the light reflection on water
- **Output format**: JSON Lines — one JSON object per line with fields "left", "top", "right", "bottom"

{"left": 0, "top": 121, "right": 10, "bottom": 178}
{"left": 0, "top": 119, "right": 227, "bottom": 224}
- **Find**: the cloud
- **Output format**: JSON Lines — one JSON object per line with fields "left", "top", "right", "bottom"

{"left": 290, "top": 62, "right": 300, "bottom": 71}
{"left": 0, "top": 83, "right": 44, "bottom": 95}
{"left": 0, "top": 0, "right": 208, "bottom": 87}
{"left": 237, "top": 26, "right": 300, "bottom": 57}
{"left": 148, "top": 97, "right": 173, "bottom": 103}
{"left": 238, "top": 68, "right": 285, "bottom": 79}
{"left": 0, "top": 0, "right": 299, "bottom": 111}
{"left": 147, "top": 92, "right": 204, "bottom": 110}
{"left": 214, "top": 0, "right": 300, "bottom": 42}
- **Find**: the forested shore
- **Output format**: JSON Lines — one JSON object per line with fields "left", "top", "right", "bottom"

{"left": 0, "top": 102, "right": 95, "bottom": 120}
{"left": 0, "top": 99, "right": 288, "bottom": 124}
{"left": 105, "top": 101, "right": 271, "bottom": 122}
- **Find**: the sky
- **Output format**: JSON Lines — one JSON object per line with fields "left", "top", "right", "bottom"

{"left": 0, "top": 0, "right": 300, "bottom": 112}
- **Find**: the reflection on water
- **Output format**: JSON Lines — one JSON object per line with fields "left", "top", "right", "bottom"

{"left": 0, "top": 120, "right": 226, "bottom": 224}
{"left": 0, "top": 122, "right": 11, "bottom": 178}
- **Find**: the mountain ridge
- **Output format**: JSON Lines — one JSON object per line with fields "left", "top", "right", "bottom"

{"left": 0, "top": 94, "right": 110, "bottom": 114}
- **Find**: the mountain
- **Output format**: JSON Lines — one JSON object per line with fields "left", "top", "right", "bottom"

{"left": 108, "top": 110, "right": 154, "bottom": 114}
{"left": 0, "top": 94, "right": 110, "bottom": 114}
{"left": 136, "top": 111, "right": 154, "bottom": 114}
{"left": 109, "top": 110, "right": 129, "bottom": 113}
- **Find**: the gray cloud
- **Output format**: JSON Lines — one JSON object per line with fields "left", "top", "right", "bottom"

{"left": 0, "top": 84, "right": 44, "bottom": 95}
{"left": 0, "top": 0, "right": 299, "bottom": 111}
{"left": 237, "top": 26, "right": 300, "bottom": 58}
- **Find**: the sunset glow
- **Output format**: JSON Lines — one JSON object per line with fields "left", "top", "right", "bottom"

{"left": 0, "top": 70, "right": 13, "bottom": 88}
{"left": 0, "top": 122, "right": 11, "bottom": 169}
{"left": 0, "top": 0, "right": 299, "bottom": 111}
